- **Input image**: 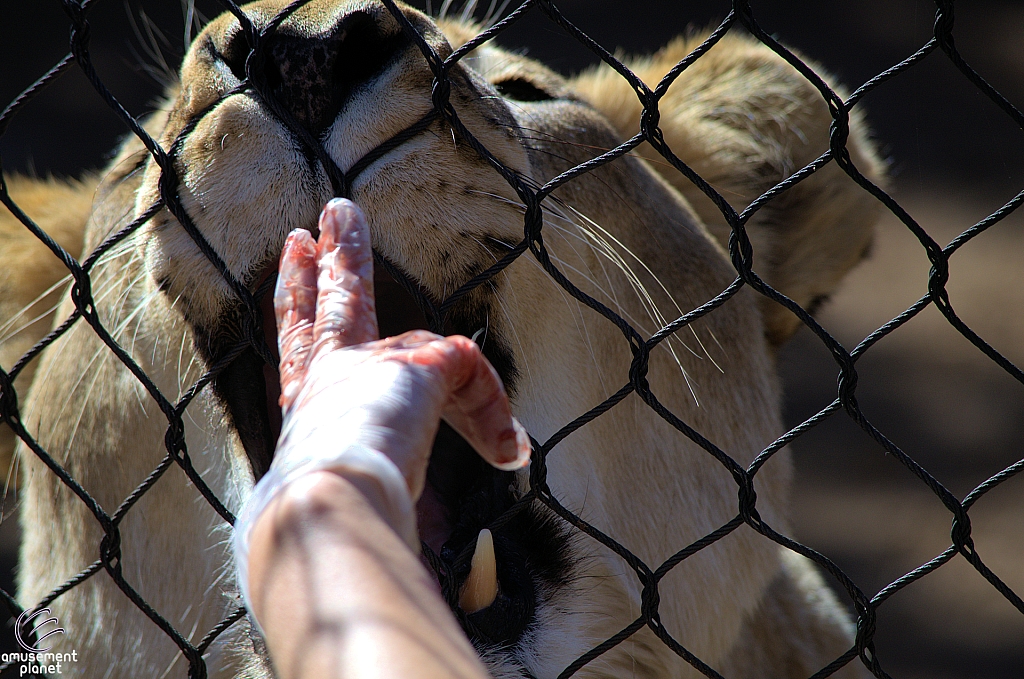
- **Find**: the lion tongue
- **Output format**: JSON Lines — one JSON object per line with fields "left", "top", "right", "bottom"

{"left": 416, "top": 483, "right": 451, "bottom": 555}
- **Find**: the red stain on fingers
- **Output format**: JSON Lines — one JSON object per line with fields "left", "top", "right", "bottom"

{"left": 274, "top": 229, "right": 317, "bottom": 411}
{"left": 387, "top": 334, "right": 531, "bottom": 471}
{"left": 312, "top": 198, "right": 379, "bottom": 353}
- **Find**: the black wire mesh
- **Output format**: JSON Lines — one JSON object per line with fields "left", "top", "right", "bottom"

{"left": 0, "top": 1, "right": 1021, "bottom": 678}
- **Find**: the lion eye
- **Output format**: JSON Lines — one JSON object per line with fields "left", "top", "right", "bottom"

{"left": 493, "top": 78, "right": 553, "bottom": 102}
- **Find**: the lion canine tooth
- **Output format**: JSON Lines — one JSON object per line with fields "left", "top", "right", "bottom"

{"left": 459, "top": 528, "right": 498, "bottom": 613}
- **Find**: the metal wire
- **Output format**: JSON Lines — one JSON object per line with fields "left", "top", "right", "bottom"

{"left": 0, "top": 1, "right": 1021, "bottom": 677}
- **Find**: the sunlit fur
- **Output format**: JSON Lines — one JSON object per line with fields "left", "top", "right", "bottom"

{"left": 0, "top": 2, "right": 883, "bottom": 677}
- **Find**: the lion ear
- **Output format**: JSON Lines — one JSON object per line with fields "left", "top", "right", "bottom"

{"left": 571, "top": 31, "right": 885, "bottom": 347}
{"left": 1, "top": 175, "right": 96, "bottom": 476}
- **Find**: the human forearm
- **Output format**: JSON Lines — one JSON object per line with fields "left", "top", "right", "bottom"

{"left": 237, "top": 200, "right": 527, "bottom": 678}
{"left": 247, "top": 469, "right": 491, "bottom": 679}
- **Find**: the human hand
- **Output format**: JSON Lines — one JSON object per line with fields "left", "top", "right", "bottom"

{"left": 232, "top": 198, "right": 523, "bottom": 678}
{"left": 270, "top": 198, "right": 530, "bottom": 535}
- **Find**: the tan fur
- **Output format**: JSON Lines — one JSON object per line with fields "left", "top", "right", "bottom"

{"left": 574, "top": 33, "right": 885, "bottom": 344}
{"left": 2, "top": 3, "right": 882, "bottom": 677}
{"left": 720, "top": 552, "right": 864, "bottom": 679}
{"left": 0, "top": 176, "right": 96, "bottom": 480}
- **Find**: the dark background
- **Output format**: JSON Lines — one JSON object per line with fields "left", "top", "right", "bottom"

{"left": 3, "top": 0, "right": 1023, "bottom": 194}
{"left": 1, "top": 2, "right": 1022, "bottom": 678}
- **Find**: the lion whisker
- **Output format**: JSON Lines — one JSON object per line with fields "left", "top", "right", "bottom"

{"left": 1, "top": 453, "right": 20, "bottom": 526}
{"left": 546, "top": 203, "right": 710, "bottom": 402}
{"left": 4, "top": 229, "right": 142, "bottom": 350}
{"left": 556, "top": 198, "right": 724, "bottom": 374}
{"left": 490, "top": 119, "right": 752, "bottom": 202}
{"left": 62, "top": 343, "right": 122, "bottom": 460}
{"left": 466, "top": 188, "right": 667, "bottom": 329}
{"left": 458, "top": 0, "right": 479, "bottom": 24}
{"left": 542, "top": 201, "right": 625, "bottom": 317}
{"left": 0, "top": 274, "right": 73, "bottom": 345}
{"left": 465, "top": 188, "right": 708, "bottom": 404}
{"left": 543, "top": 246, "right": 702, "bottom": 404}
{"left": 437, "top": 0, "right": 453, "bottom": 20}
{"left": 126, "top": 6, "right": 178, "bottom": 89}
{"left": 472, "top": 226, "right": 606, "bottom": 389}
{"left": 531, "top": 231, "right": 613, "bottom": 393}
{"left": 482, "top": 0, "right": 515, "bottom": 29}
{"left": 53, "top": 273, "right": 153, "bottom": 446}
{"left": 23, "top": 251, "right": 141, "bottom": 393}
{"left": 176, "top": 321, "right": 192, "bottom": 398}
{"left": 181, "top": 0, "right": 210, "bottom": 52}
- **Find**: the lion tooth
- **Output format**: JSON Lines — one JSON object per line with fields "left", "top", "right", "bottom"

{"left": 459, "top": 528, "right": 498, "bottom": 613}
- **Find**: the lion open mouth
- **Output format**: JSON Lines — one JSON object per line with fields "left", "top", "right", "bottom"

{"left": 210, "top": 252, "right": 571, "bottom": 650}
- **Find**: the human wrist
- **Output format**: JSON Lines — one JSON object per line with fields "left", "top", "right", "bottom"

{"left": 321, "top": 465, "right": 413, "bottom": 537}
{"left": 247, "top": 470, "right": 489, "bottom": 679}
{"left": 250, "top": 471, "right": 393, "bottom": 561}
{"left": 244, "top": 471, "right": 410, "bottom": 679}
{"left": 233, "top": 441, "right": 418, "bottom": 623}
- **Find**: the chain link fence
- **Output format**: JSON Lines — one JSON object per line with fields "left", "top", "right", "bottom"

{"left": 0, "top": 1, "right": 1022, "bottom": 677}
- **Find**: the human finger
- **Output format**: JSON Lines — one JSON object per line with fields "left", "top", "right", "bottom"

{"left": 399, "top": 334, "right": 531, "bottom": 471}
{"left": 312, "top": 198, "right": 378, "bottom": 351}
{"left": 275, "top": 228, "right": 317, "bottom": 409}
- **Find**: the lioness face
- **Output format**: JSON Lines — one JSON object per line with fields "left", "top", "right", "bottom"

{"left": 142, "top": 1, "right": 534, "bottom": 312}
{"left": 20, "top": 0, "right": 861, "bottom": 676}
{"left": 123, "top": 0, "right": 784, "bottom": 673}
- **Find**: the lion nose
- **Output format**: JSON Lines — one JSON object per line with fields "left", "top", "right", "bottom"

{"left": 263, "top": 10, "right": 408, "bottom": 133}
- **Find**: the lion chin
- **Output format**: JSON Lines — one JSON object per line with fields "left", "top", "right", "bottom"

{"left": 0, "top": 1, "right": 885, "bottom": 677}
